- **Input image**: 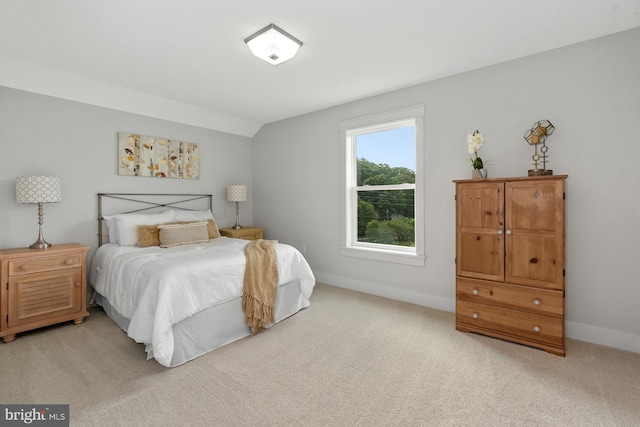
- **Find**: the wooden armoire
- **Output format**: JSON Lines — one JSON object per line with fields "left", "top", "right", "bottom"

{"left": 454, "top": 175, "right": 567, "bottom": 356}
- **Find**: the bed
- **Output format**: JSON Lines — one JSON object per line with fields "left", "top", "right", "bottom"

{"left": 89, "top": 193, "right": 315, "bottom": 367}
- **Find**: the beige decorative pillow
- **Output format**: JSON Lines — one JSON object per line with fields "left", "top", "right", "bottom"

{"left": 137, "top": 224, "right": 162, "bottom": 247}
{"left": 137, "top": 219, "right": 219, "bottom": 247}
{"left": 205, "top": 218, "right": 221, "bottom": 239}
{"left": 158, "top": 221, "right": 209, "bottom": 248}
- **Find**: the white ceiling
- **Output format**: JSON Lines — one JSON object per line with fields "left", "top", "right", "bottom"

{"left": 1, "top": 1, "right": 639, "bottom": 137}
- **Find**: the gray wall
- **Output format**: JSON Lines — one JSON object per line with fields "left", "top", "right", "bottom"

{"left": 1, "top": 27, "right": 638, "bottom": 354}
{"left": 0, "top": 88, "right": 254, "bottom": 263}
{"left": 252, "top": 28, "right": 640, "bottom": 353}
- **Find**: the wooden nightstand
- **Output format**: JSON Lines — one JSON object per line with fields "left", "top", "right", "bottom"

{"left": 219, "top": 227, "right": 264, "bottom": 241}
{"left": 0, "top": 243, "right": 90, "bottom": 343}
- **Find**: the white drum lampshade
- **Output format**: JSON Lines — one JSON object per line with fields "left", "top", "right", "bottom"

{"left": 16, "top": 176, "right": 62, "bottom": 249}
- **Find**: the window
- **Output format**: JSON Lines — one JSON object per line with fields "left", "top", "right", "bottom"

{"left": 340, "top": 105, "right": 425, "bottom": 266}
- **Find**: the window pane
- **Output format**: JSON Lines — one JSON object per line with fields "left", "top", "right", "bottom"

{"left": 341, "top": 105, "right": 424, "bottom": 264}
{"left": 357, "top": 189, "right": 415, "bottom": 247}
{"left": 356, "top": 127, "right": 415, "bottom": 186}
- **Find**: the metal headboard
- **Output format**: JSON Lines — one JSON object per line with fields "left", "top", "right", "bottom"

{"left": 97, "top": 193, "right": 213, "bottom": 246}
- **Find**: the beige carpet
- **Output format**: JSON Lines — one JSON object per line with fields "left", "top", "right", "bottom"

{"left": 1, "top": 283, "right": 639, "bottom": 426}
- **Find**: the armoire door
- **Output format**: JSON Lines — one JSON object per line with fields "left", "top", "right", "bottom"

{"left": 456, "top": 181, "right": 505, "bottom": 281}
{"left": 505, "top": 179, "right": 565, "bottom": 290}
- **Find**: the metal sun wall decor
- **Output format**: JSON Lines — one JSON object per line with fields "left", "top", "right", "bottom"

{"left": 118, "top": 132, "right": 200, "bottom": 179}
{"left": 523, "top": 120, "right": 555, "bottom": 176}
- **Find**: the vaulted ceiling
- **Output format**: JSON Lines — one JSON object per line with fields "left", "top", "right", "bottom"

{"left": 1, "top": 1, "right": 639, "bottom": 137}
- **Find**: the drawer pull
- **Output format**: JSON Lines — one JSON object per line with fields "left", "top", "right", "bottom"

{"left": 533, "top": 325, "right": 541, "bottom": 333}
{"left": 506, "top": 229, "right": 512, "bottom": 235}
{"left": 65, "top": 259, "right": 73, "bottom": 265}
{"left": 75, "top": 282, "right": 81, "bottom": 288}
{"left": 20, "top": 265, "right": 29, "bottom": 271}
{"left": 497, "top": 230, "right": 503, "bottom": 235}
{"left": 472, "top": 289, "right": 479, "bottom": 296}
{"left": 472, "top": 312, "right": 479, "bottom": 319}
{"left": 533, "top": 298, "right": 541, "bottom": 306}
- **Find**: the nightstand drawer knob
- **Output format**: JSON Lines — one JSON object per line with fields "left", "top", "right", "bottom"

{"left": 533, "top": 325, "right": 541, "bottom": 333}
{"left": 75, "top": 282, "right": 81, "bottom": 287}
{"left": 65, "top": 259, "right": 73, "bottom": 265}
{"left": 472, "top": 289, "right": 479, "bottom": 296}
{"left": 533, "top": 298, "right": 541, "bottom": 306}
{"left": 20, "top": 265, "right": 29, "bottom": 271}
{"left": 472, "top": 312, "right": 479, "bottom": 319}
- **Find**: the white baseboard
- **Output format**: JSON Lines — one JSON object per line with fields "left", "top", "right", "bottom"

{"left": 565, "top": 321, "right": 640, "bottom": 354}
{"left": 313, "top": 271, "right": 455, "bottom": 313}
{"left": 313, "top": 271, "right": 640, "bottom": 355}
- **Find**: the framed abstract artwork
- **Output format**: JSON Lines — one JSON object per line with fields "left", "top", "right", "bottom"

{"left": 118, "top": 132, "right": 200, "bottom": 179}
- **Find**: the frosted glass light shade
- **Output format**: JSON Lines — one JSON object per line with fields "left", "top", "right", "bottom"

{"left": 227, "top": 185, "right": 248, "bottom": 202}
{"left": 244, "top": 24, "right": 302, "bottom": 65}
{"left": 16, "top": 176, "right": 62, "bottom": 204}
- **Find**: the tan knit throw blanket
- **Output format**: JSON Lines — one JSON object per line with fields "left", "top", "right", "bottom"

{"left": 242, "top": 239, "right": 279, "bottom": 335}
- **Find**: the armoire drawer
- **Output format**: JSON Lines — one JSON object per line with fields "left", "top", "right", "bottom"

{"left": 457, "top": 277, "right": 563, "bottom": 318}
{"left": 456, "top": 300, "right": 564, "bottom": 347}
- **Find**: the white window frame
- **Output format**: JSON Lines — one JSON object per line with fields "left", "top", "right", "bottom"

{"left": 339, "top": 105, "right": 425, "bottom": 266}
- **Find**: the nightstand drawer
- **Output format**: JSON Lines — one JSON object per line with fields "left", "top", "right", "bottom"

{"left": 8, "top": 253, "right": 82, "bottom": 276}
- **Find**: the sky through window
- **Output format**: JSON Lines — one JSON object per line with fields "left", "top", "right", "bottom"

{"left": 356, "top": 127, "right": 415, "bottom": 171}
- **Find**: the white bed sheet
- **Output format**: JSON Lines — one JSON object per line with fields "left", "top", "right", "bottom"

{"left": 90, "top": 237, "right": 315, "bottom": 367}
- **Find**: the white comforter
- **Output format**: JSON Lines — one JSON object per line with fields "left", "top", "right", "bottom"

{"left": 90, "top": 237, "right": 315, "bottom": 366}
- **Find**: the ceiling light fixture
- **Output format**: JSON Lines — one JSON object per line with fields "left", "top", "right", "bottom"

{"left": 244, "top": 23, "right": 302, "bottom": 65}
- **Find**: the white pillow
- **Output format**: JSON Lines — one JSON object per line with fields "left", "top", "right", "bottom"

{"left": 112, "top": 211, "right": 176, "bottom": 246}
{"left": 172, "top": 209, "right": 214, "bottom": 222}
{"left": 102, "top": 215, "right": 120, "bottom": 244}
{"left": 171, "top": 209, "right": 219, "bottom": 233}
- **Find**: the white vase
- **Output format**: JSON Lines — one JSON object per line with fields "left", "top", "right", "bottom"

{"left": 472, "top": 168, "right": 487, "bottom": 179}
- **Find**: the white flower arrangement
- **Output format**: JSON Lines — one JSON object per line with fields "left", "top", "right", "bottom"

{"left": 467, "top": 130, "right": 485, "bottom": 169}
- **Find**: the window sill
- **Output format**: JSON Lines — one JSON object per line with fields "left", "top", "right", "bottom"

{"left": 340, "top": 246, "right": 425, "bottom": 266}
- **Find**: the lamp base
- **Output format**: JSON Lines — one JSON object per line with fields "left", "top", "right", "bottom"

{"left": 30, "top": 212, "right": 52, "bottom": 249}
{"left": 30, "top": 240, "right": 52, "bottom": 249}
{"left": 232, "top": 201, "right": 243, "bottom": 229}
{"left": 528, "top": 169, "right": 553, "bottom": 176}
